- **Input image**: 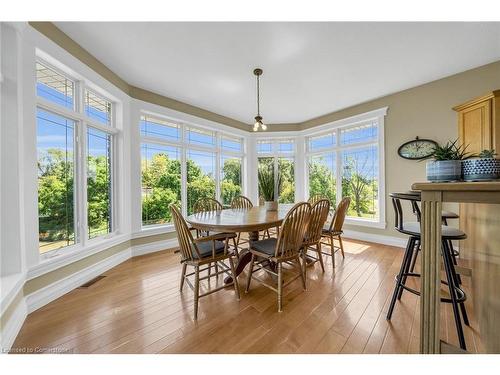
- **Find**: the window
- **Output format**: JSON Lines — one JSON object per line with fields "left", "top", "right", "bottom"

{"left": 87, "top": 128, "right": 113, "bottom": 238}
{"left": 141, "top": 143, "right": 181, "bottom": 226}
{"left": 37, "top": 109, "right": 76, "bottom": 253}
{"left": 257, "top": 140, "right": 272, "bottom": 153}
{"left": 306, "top": 117, "right": 383, "bottom": 224}
{"left": 36, "top": 58, "right": 117, "bottom": 254}
{"left": 187, "top": 150, "right": 216, "bottom": 214}
{"left": 140, "top": 115, "right": 180, "bottom": 141}
{"left": 221, "top": 135, "right": 243, "bottom": 152}
{"left": 221, "top": 156, "right": 242, "bottom": 206}
{"left": 36, "top": 62, "right": 74, "bottom": 109}
{"left": 308, "top": 153, "right": 336, "bottom": 204}
{"left": 256, "top": 139, "right": 296, "bottom": 203}
{"left": 186, "top": 127, "right": 216, "bottom": 147}
{"left": 139, "top": 114, "right": 245, "bottom": 225}
{"left": 85, "top": 89, "right": 112, "bottom": 125}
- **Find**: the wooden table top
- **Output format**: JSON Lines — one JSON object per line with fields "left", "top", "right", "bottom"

{"left": 186, "top": 205, "right": 292, "bottom": 232}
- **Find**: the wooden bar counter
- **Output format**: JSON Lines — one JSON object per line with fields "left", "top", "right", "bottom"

{"left": 412, "top": 181, "right": 500, "bottom": 353}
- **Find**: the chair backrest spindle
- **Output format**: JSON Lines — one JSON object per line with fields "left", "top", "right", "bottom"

{"left": 305, "top": 199, "right": 330, "bottom": 245}
{"left": 275, "top": 202, "right": 311, "bottom": 259}
{"left": 231, "top": 195, "right": 253, "bottom": 209}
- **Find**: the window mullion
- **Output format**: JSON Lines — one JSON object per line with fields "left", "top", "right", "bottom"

{"left": 180, "top": 126, "right": 188, "bottom": 217}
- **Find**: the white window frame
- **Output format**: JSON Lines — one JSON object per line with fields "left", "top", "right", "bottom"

{"left": 304, "top": 108, "right": 387, "bottom": 229}
{"left": 35, "top": 57, "right": 119, "bottom": 260}
{"left": 139, "top": 110, "right": 245, "bottom": 230}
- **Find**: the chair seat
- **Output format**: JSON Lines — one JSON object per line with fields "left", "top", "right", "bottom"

{"left": 322, "top": 225, "right": 342, "bottom": 236}
{"left": 250, "top": 238, "right": 277, "bottom": 256}
{"left": 192, "top": 240, "right": 227, "bottom": 259}
{"left": 442, "top": 211, "right": 459, "bottom": 219}
{"left": 401, "top": 222, "right": 466, "bottom": 239}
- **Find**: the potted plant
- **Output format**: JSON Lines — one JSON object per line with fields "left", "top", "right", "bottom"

{"left": 424, "top": 140, "right": 474, "bottom": 182}
{"left": 258, "top": 166, "right": 282, "bottom": 211}
{"left": 462, "top": 149, "right": 500, "bottom": 181}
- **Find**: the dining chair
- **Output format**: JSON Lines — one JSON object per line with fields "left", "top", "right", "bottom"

{"left": 230, "top": 195, "right": 254, "bottom": 252}
{"left": 321, "top": 197, "right": 350, "bottom": 269}
{"left": 302, "top": 199, "right": 331, "bottom": 272}
{"left": 307, "top": 194, "right": 328, "bottom": 205}
{"left": 245, "top": 202, "right": 311, "bottom": 312}
{"left": 170, "top": 205, "right": 240, "bottom": 320}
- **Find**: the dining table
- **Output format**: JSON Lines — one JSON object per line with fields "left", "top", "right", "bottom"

{"left": 186, "top": 204, "right": 293, "bottom": 280}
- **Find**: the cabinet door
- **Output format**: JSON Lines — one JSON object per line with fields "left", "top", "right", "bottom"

{"left": 458, "top": 100, "right": 492, "bottom": 153}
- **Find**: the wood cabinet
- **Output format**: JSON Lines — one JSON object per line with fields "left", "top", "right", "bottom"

{"left": 454, "top": 90, "right": 500, "bottom": 156}
{"left": 452, "top": 91, "right": 500, "bottom": 353}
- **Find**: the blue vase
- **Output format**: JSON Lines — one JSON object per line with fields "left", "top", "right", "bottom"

{"left": 462, "top": 158, "right": 500, "bottom": 181}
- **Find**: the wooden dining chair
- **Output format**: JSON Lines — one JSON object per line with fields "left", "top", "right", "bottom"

{"left": 321, "top": 197, "right": 351, "bottom": 269}
{"left": 170, "top": 205, "right": 240, "bottom": 320}
{"left": 193, "top": 197, "right": 223, "bottom": 213}
{"left": 230, "top": 195, "right": 253, "bottom": 251}
{"left": 245, "top": 202, "right": 311, "bottom": 312}
{"left": 302, "top": 199, "right": 331, "bottom": 272}
{"left": 307, "top": 194, "right": 328, "bottom": 205}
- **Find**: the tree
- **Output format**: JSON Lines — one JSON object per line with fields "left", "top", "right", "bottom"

{"left": 342, "top": 154, "right": 377, "bottom": 218}
{"left": 308, "top": 159, "right": 336, "bottom": 203}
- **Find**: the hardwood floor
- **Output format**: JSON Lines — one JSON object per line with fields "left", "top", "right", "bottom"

{"left": 12, "top": 238, "right": 483, "bottom": 354}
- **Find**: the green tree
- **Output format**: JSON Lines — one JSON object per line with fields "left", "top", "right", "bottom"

{"left": 308, "top": 159, "right": 336, "bottom": 203}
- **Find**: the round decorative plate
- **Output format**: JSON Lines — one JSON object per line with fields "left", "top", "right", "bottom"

{"left": 398, "top": 137, "right": 437, "bottom": 160}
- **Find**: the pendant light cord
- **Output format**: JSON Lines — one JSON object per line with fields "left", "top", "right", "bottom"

{"left": 256, "top": 74, "right": 260, "bottom": 117}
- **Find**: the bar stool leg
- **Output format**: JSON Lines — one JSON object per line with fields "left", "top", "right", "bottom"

{"left": 441, "top": 241, "right": 467, "bottom": 350}
{"left": 397, "top": 237, "right": 417, "bottom": 300}
{"left": 387, "top": 237, "right": 415, "bottom": 320}
{"left": 409, "top": 239, "right": 420, "bottom": 273}
{"left": 443, "top": 241, "right": 469, "bottom": 327}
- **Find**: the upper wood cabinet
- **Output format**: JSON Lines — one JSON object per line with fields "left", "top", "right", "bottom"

{"left": 453, "top": 90, "right": 500, "bottom": 154}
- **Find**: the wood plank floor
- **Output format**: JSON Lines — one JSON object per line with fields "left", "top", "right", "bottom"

{"left": 12, "top": 238, "right": 483, "bottom": 354}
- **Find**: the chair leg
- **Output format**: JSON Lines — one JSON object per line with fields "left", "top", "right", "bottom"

{"left": 444, "top": 241, "right": 469, "bottom": 327}
{"left": 277, "top": 262, "right": 283, "bottom": 312}
{"left": 234, "top": 234, "right": 240, "bottom": 257}
{"left": 387, "top": 237, "right": 415, "bottom": 320}
{"left": 409, "top": 239, "right": 420, "bottom": 273}
{"left": 229, "top": 256, "right": 240, "bottom": 300}
{"left": 330, "top": 234, "right": 336, "bottom": 269}
{"left": 398, "top": 237, "right": 416, "bottom": 300}
{"left": 180, "top": 263, "right": 187, "bottom": 292}
{"left": 194, "top": 266, "right": 200, "bottom": 320}
{"left": 441, "top": 241, "right": 466, "bottom": 350}
{"left": 214, "top": 262, "right": 219, "bottom": 279}
{"left": 338, "top": 235, "right": 345, "bottom": 258}
{"left": 245, "top": 254, "right": 255, "bottom": 293}
{"left": 448, "top": 239, "right": 462, "bottom": 284}
{"left": 299, "top": 254, "right": 307, "bottom": 291}
{"left": 316, "top": 242, "right": 325, "bottom": 272}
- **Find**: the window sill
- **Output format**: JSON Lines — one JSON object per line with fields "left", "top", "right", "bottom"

{"left": 1, "top": 272, "right": 25, "bottom": 316}
{"left": 27, "top": 233, "right": 130, "bottom": 281}
{"left": 132, "top": 224, "right": 176, "bottom": 239}
{"left": 344, "top": 218, "right": 386, "bottom": 229}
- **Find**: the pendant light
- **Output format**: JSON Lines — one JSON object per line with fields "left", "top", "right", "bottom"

{"left": 253, "top": 68, "right": 267, "bottom": 131}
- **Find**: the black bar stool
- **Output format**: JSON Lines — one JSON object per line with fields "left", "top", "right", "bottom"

{"left": 386, "top": 192, "right": 469, "bottom": 350}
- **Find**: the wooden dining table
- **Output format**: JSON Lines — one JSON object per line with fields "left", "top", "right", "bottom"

{"left": 186, "top": 205, "right": 292, "bottom": 279}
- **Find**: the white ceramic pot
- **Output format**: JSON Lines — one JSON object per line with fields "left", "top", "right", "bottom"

{"left": 426, "top": 160, "right": 462, "bottom": 182}
{"left": 264, "top": 201, "right": 278, "bottom": 211}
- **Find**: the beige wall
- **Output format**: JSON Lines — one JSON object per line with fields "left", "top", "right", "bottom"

{"left": 326, "top": 60, "right": 500, "bottom": 238}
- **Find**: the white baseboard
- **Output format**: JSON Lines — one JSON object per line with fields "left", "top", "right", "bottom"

{"left": 131, "top": 238, "right": 178, "bottom": 257}
{"left": 343, "top": 229, "right": 406, "bottom": 248}
{"left": 25, "top": 248, "right": 131, "bottom": 314}
{"left": 1, "top": 297, "right": 27, "bottom": 352}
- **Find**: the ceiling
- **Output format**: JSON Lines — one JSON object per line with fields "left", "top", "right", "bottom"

{"left": 55, "top": 22, "right": 500, "bottom": 124}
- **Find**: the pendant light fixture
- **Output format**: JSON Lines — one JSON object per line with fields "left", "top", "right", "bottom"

{"left": 253, "top": 68, "right": 267, "bottom": 131}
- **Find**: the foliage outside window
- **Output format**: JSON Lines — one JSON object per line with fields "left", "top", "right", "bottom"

{"left": 221, "top": 156, "right": 242, "bottom": 206}
{"left": 36, "top": 58, "right": 116, "bottom": 254}
{"left": 307, "top": 121, "right": 380, "bottom": 221}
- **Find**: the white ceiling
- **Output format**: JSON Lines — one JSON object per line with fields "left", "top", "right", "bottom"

{"left": 55, "top": 22, "right": 500, "bottom": 124}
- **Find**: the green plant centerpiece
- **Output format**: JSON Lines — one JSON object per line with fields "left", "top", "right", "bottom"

{"left": 258, "top": 165, "right": 282, "bottom": 211}
{"left": 423, "top": 140, "right": 474, "bottom": 182}
{"left": 462, "top": 149, "right": 500, "bottom": 181}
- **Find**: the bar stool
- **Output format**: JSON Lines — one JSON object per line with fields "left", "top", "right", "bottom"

{"left": 386, "top": 192, "right": 470, "bottom": 350}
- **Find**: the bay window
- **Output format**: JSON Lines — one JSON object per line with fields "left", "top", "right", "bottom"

{"left": 36, "top": 58, "right": 117, "bottom": 254}
{"left": 139, "top": 113, "right": 245, "bottom": 226}
{"left": 306, "top": 119, "right": 383, "bottom": 225}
